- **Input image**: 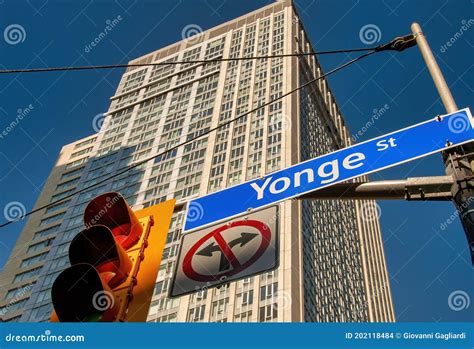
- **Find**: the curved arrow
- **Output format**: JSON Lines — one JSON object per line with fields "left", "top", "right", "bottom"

{"left": 195, "top": 232, "right": 258, "bottom": 272}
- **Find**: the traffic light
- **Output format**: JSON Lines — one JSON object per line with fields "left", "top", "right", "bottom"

{"left": 50, "top": 192, "right": 175, "bottom": 322}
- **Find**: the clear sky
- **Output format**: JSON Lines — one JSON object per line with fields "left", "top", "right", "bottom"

{"left": 0, "top": 0, "right": 473, "bottom": 322}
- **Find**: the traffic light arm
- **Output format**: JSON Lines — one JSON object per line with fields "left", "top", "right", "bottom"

{"left": 299, "top": 176, "right": 454, "bottom": 201}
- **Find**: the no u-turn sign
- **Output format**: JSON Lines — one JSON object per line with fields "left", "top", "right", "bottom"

{"left": 170, "top": 206, "right": 279, "bottom": 297}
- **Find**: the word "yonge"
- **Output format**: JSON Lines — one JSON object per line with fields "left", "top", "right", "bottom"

{"left": 251, "top": 139, "right": 395, "bottom": 199}
{"left": 184, "top": 109, "right": 474, "bottom": 231}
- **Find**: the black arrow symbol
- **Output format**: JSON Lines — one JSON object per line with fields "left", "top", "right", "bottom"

{"left": 196, "top": 232, "right": 258, "bottom": 272}
{"left": 228, "top": 232, "right": 257, "bottom": 248}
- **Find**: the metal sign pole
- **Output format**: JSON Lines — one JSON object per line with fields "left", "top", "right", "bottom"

{"left": 411, "top": 22, "right": 474, "bottom": 263}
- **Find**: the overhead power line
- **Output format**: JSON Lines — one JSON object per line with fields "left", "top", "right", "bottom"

{"left": 0, "top": 49, "right": 379, "bottom": 229}
{"left": 0, "top": 47, "right": 378, "bottom": 75}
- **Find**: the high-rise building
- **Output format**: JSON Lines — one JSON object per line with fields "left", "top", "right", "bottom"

{"left": 0, "top": 0, "right": 394, "bottom": 323}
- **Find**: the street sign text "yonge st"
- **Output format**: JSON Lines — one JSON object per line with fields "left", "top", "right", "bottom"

{"left": 184, "top": 108, "right": 474, "bottom": 232}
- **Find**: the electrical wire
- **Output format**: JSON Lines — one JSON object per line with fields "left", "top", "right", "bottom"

{"left": 0, "top": 47, "right": 378, "bottom": 74}
{"left": 0, "top": 49, "right": 378, "bottom": 228}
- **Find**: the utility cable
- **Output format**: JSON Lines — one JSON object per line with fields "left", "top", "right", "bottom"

{"left": 0, "top": 49, "right": 380, "bottom": 228}
{"left": 0, "top": 47, "right": 379, "bottom": 75}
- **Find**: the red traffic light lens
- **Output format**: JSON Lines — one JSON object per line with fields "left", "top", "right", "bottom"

{"left": 69, "top": 225, "right": 132, "bottom": 288}
{"left": 83, "top": 192, "right": 143, "bottom": 249}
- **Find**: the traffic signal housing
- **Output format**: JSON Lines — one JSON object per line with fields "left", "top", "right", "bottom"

{"left": 51, "top": 192, "right": 175, "bottom": 322}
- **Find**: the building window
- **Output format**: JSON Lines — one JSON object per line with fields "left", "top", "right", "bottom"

{"left": 33, "top": 225, "right": 61, "bottom": 240}
{"left": 259, "top": 304, "right": 278, "bottom": 322}
{"left": 260, "top": 282, "right": 278, "bottom": 300}
{"left": 36, "top": 289, "right": 52, "bottom": 303}
{"left": 29, "top": 303, "right": 53, "bottom": 321}
{"left": 234, "top": 310, "right": 252, "bottom": 322}
{"left": 60, "top": 167, "right": 84, "bottom": 180}
{"left": 211, "top": 298, "right": 229, "bottom": 318}
{"left": 0, "top": 298, "right": 29, "bottom": 316}
{"left": 4, "top": 282, "right": 35, "bottom": 300}
{"left": 26, "top": 238, "right": 54, "bottom": 254}
{"left": 73, "top": 137, "right": 96, "bottom": 149}
{"left": 20, "top": 252, "right": 49, "bottom": 268}
{"left": 13, "top": 267, "right": 42, "bottom": 283}
{"left": 39, "top": 212, "right": 66, "bottom": 227}
{"left": 236, "top": 290, "right": 253, "bottom": 307}
{"left": 45, "top": 200, "right": 71, "bottom": 214}
{"left": 187, "top": 305, "right": 205, "bottom": 322}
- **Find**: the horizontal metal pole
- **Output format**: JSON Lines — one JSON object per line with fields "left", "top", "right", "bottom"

{"left": 299, "top": 176, "right": 454, "bottom": 201}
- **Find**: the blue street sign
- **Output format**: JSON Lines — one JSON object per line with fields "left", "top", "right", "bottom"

{"left": 184, "top": 108, "right": 474, "bottom": 232}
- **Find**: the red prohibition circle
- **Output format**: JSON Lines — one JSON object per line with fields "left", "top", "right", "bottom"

{"left": 182, "top": 220, "right": 271, "bottom": 282}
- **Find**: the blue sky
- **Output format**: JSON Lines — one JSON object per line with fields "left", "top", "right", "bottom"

{"left": 0, "top": 0, "right": 473, "bottom": 322}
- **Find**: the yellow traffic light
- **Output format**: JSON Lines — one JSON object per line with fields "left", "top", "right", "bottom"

{"left": 51, "top": 192, "right": 175, "bottom": 322}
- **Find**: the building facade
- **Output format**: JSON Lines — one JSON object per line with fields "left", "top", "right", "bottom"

{"left": 0, "top": 0, "right": 394, "bottom": 322}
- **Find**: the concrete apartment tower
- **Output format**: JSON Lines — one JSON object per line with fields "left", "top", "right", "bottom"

{"left": 0, "top": 0, "right": 394, "bottom": 322}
